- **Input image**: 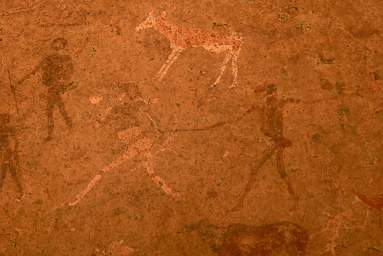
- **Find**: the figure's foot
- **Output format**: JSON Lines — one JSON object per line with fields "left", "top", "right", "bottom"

{"left": 229, "top": 82, "right": 238, "bottom": 89}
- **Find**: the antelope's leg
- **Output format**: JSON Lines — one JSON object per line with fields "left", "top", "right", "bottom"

{"left": 212, "top": 51, "right": 233, "bottom": 88}
{"left": 156, "top": 48, "right": 183, "bottom": 81}
{"left": 232, "top": 145, "right": 277, "bottom": 211}
{"left": 156, "top": 49, "right": 178, "bottom": 78}
{"left": 229, "top": 48, "right": 241, "bottom": 88}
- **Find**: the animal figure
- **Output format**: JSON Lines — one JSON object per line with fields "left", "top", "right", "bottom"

{"left": 186, "top": 220, "right": 308, "bottom": 256}
{"left": 136, "top": 10, "right": 243, "bottom": 88}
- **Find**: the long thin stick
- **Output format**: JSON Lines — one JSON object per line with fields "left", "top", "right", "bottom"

{"left": 7, "top": 69, "right": 19, "bottom": 115}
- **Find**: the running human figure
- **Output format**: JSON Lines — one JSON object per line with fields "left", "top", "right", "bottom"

{"left": 233, "top": 84, "right": 299, "bottom": 211}
{"left": 19, "top": 37, "right": 74, "bottom": 141}
{"left": 70, "top": 83, "right": 178, "bottom": 206}
{"left": 0, "top": 113, "right": 23, "bottom": 198}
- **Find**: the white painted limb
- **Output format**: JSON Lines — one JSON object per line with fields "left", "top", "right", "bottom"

{"left": 143, "top": 153, "right": 178, "bottom": 197}
{"left": 69, "top": 174, "right": 103, "bottom": 206}
{"left": 212, "top": 51, "right": 233, "bottom": 87}
{"left": 156, "top": 48, "right": 179, "bottom": 78}
{"left": 230, "top": 48, "right": 241, "bottom": 88}
{"left": 102, "top": 148, "right": 139, "bottom": 173}
{"left": 156, "top": 48, "right": 183, "bottom": 81}
{"left": 69, "top": 148, "right": 139, "bottom": 206}
{"left": 69, "top": 135, "right": 178, "bottom": 207}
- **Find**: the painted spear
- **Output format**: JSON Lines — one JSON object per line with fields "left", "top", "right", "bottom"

{"left": 7, "top": 69, "right": 19, "bottom": 116}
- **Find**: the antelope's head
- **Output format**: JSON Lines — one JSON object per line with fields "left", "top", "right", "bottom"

{"left": 135, "top": 10, "right": 156, "bottom": 32}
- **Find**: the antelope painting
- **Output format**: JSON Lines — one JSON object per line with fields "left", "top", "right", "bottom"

{"left": 135, "top": 10, "right": 243, "bottom": 88}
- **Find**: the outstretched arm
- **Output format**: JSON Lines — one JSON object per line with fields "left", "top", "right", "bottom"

{"left": 18, "top": 61, "right": 43, "bottom": 85}
{"left": 279, "top": 98, "right": 301, "bottom": 108}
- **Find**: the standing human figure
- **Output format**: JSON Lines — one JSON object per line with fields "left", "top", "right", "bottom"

{"left": 0, "top": 113, "right": 23, "bottom": 197}
{"left": 19, "top": 37, "right": 74, "bottom": 141}
{"left": 233, "top": 84, "right": 299, "bottom": 211}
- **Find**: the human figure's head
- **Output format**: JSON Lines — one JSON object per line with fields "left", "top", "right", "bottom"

{"left": 265, "top": 83, "right": 277, "bottom": 97}
{"left": 51, "top": 37, "right": 68, "bottom": 51}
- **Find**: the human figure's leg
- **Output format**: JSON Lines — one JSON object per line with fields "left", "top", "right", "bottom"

{"left": 143, "top": 152, "right": 177, "bottom": 197}
{"left": 232, "top": 145, "right": 277, "bottom": 211}
{"left": 56, "top": 95, "right": 72, "bottom": 128}
{"left": 46, "top": 92, "right": 56, "bottom": 140}
{"left": 70, "top": 147, "right": 140, "bottom": 206}
{"left": 276, "top": 147, "right": 296, "bottom": 198}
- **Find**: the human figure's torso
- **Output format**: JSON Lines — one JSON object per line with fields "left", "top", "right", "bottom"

{"left": 260, "top": 96, "right": 284, "bottom": 141}
{"left": 107, "top": 102, "right": 141, "bottom": 130}
{"left": 41, "top": 54, "right": 74, "bottom": 91}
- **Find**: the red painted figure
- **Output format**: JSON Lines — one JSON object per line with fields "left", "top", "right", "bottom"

{"left": 19, "top": 37, "right": 74, "bottom": 141}
{"left": 233, "top": 84, "right": 299, "bottom": 211}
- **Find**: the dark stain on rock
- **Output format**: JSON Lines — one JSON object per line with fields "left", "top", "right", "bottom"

{"left": 186, "top": 220, "right": 309, "bottom": 256}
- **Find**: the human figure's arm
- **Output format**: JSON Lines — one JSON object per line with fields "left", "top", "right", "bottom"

{"left": 281, "top": 98, "right": 301, "bottom": 106}
{"left": 17, "top": 60, "right": 43, "bottom": 85}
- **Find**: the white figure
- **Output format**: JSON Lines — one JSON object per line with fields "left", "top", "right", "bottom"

{"left": 70, "top": 84, "right": 178, "bottom": 206}
{"left": 136, "top": 10, "right": 243, "bottom": 88}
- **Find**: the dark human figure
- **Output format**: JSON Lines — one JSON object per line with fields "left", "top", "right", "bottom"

{"left": 233, "top": 84, "right": 300, "bottom": 211}
{"left": 0, "top": 113, "right": 23, "bottom": 197}
{"left": 19, "top": 37, "right": 74, "bottom": 141}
